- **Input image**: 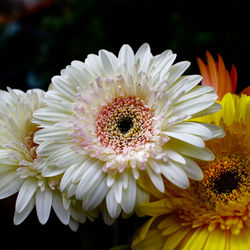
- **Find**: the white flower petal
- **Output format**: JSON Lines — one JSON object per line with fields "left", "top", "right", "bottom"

{"left": 164, "top": 131, "right": 205, "bottom": 148}
{"left": 0, "top": 176, "right": 22, "bottom": 199}
{"left": 135, "top": 43, "right": 152, "bottom": 73}
{"left": 161, "top": 161, "right": 189, "bottom": 189}
{"left": 182, "top": 156, "right": 203, "bottom": 181}
{"left": 167, "top": 122, "right": 213, "bottom": 139}
{"left": 200, "top": 123, "right": 225, "bottom": 139}
{"left": 163, "top": 148, "right": 186, "bottom": 164}
{"left": 60, "top": 164, "right": 79, "bottom": 192}
{"left": 76, "top": 160, "right": 102, "bottom": 199}
{"left": 168, "top": 75, "right": 202, "bottom": 101}
{"left": 113, "top": 176, "right": 123, "bottom": 204}
{"left": 167, "top": 61, "right": 190, "bottom": 86}
{"left": 14, "top": 197, "right": 35, "bottom": 225}
{"left": 16, "top": 178, "right": 38, "bottom": 213}
{"left": 52, "top": 76, "right": 78, "bottom": 101}
{"left": 168, "top": 139, "right": 215, "bottom": 161}
{"left": 84, "top": 55, "right": 103, "bottom": 76}
{"left": 173, "top": 93, "right": 217, "bottom": 117}
{"left": 84, "top": 179, "right": 108, "bottom": 210}
{"left": 146, "top": 165, "right": 165, "bottom": 192}
{"left": 118, "top": 44, "right": 135, "bottom": 74}
{"left": 120, "top": 173, "right": 136, "bottom": 214}
{"left": 35, "top": 187, "right": 52, "bottom": 225}
{"left": 52, "top": 191, "right": 70, "bottom": 225}
{"left": 106, "top": 189, "right": 121, "bottom": 219}
{"left": 68, "top": 219, "right": 79, "bottom": 232}
{"left": 34, "top": 124, "right": 72, "bottom": 143}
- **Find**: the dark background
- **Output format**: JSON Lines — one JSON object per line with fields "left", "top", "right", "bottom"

{"left": 0, "top": 0, "right": 249, "bottom": 92}
{"left": 0, "top": 0, "right": 249, "bottom": 249}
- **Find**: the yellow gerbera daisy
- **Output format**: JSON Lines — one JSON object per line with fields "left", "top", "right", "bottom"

{"left": 132, "top": 92, "right": 250, "bottom": 250}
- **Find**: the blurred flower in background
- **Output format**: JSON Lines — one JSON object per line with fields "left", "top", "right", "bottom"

{"left": 197, "top": 51, "right": 237, "bottom": 100}
{"left": 0, "top": 0, "right": 54, "bottom": 23}
{"left": 197, "top": 51, "right": 250, "bottom": 98}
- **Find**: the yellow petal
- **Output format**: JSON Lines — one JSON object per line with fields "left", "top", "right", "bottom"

{"left": 182, "top": 227, "right": 210, "bottom": 250}
{"left": 203, "top": 229, "right": 227, "bottom": 250}
{"left": 162, "top": 227, "right": 193, "bottom": 250}
{"left": 132, "top": 229, "right": 165, "bottom": 250}
{"left": 139, "top": 198, "right": 178, "bottom": 216}
{"left": 221, "top": 93, "right": 236, "bottom": 125}
{"left": 138, "top": 216, "right": 157, "bottom": 240}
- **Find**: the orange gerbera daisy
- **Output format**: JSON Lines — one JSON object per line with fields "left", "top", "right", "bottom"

{"left": 197, "top": 51, "right": 237, "bottom": 100}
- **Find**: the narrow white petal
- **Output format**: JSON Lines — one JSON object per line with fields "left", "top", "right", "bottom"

{"left": 35, "top": 187, "right": 52, "bottom": 225}
{"left": 192, "top": 103, "right": 222, "bottom": 118}
{"left": 135, "top": 43, "right": 152, "bottom": 72}
{"left": 120, "top": 173, "right": 136, "bottom": 214}
{"left": 167, "top": 122, "right": 213, "bottom": 139}
{"left": 34, "top": 124, "right": 72, "bottom": 142}
{"left": 42, "top": 165, "right": 67, "bottom": 178}
{"left": 200, "top": 123, "right": 225, "bottom": 139}
{"left": 0, "top": 177, "right": 22, "bottom": 199}
{"left": 14, "top": 197, "right": 35, "bottom": 225}
{"left": 0, "top": 172, "right": 19, "bottom": 190}
{"left": 182, "top": 156, "right": 203, "bottom": 181}
{"left": 68, "top": 219, "right": 79, "bottom": 232}
{"left": 176, "top": 85, "right": 214, "bottom": 104}
{"left": 77, "top": 168, "right": 104, "bottom": 200}
{"left": 76, "top": 160, "right": 101, "bottom": 199}
{"left": 60, "top": 164, "right": 78, "bottom": 191}
{"left": 84, "top": 178, "right": 108, "bottom": 210}
{"left": 173, "top": 93, "right": 217, "bottom": 117}
{"left": 118, "top": 44, "right": 135, "bottom": 74}
{"left": 84, "top": 54, "right": 103, "bottom": 76}
{"left": 106, "top": 189, "right": 121, "bottom": 219}
{"left": 163, "top": 148, "right": 186, "bottom": 164}
{"left": 167, "top": 139, "right": 215, "bottom": 161}
{"left": 52, "top": 191, "right": 70, "bottom": 225}
{"left": 146, "top": 166, "right": 165, "bottom": 193}
{"left": 52, "top": 76, "right": 78, "bottom": 101}
{"left": 112, "top": 176, "right": 123, "bottom": 204}
{"left": 168, "top": 75, "right": 202, "bottom": 101}
{"left": 99, "top": 50, "right": 115, "bottom": 76}
{"left": 167, "top": 61, "right": 190, "bottom": 86}
{"left": 164, "top": 131, "right": 205, "bottom": 148}
{"left": 33, "top": 108, "right": 71, "bottom": 126}
{"left": 161, "top": 161, "right": 189, "bottom": 189}
{"left": 16, "top": 179, "right": 38, "bottom": 213}
{"left": 102, "top": 204, "right": 116, "bottom": 225}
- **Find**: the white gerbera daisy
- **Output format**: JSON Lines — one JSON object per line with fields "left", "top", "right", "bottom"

{"left": 33, "top": 43, "right": 224, "bottom": 223}
{"left": 0, "top": 88, "right": 92, "bottom": 231}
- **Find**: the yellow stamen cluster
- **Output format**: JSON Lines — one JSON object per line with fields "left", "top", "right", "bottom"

{"left": 175, "top": 152, "right": 250, "bottom": 234}
{"left": 193, "top": 153, "right": 250, "bottom": 208}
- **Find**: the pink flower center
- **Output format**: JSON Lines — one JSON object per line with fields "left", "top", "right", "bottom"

{"left": 96, "top": 96, "right": 153, "bottom": 153}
